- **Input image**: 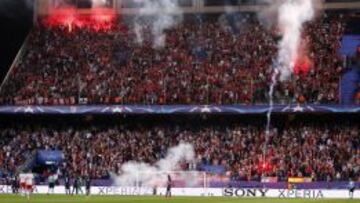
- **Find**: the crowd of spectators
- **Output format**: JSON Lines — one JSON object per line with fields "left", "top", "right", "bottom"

{"left": 0, "top": 119, "right": 358, "bottom": 182}
{"left": 0, "top": 13, "right": 346, "bottom": 105}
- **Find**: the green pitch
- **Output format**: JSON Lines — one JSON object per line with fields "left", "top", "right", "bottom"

{"left": 0, "top": 195, "right": 359, "bottom": 203}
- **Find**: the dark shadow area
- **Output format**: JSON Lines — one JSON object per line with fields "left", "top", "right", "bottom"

{"left": 0, "top": 0, "right": 33, "bottom": 83}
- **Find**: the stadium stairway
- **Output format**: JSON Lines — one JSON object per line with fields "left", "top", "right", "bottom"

{"left": 0, "top": 34, "right": 29, "bottom": 91}
{"left": 341, "top": 67, "right": 360, "bottom": 104}
{"left": 340, "top": 35, "right": 360, "bottom": 104}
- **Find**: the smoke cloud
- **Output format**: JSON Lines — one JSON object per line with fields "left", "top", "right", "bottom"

{"left": 262, "top": 1, "right": 322, "bottom": 161}
{"left": 91, "top": 0, "right": 107, "bottom": 7}
{"left": 52, "top": 0, "right": 108, "bottom": 8}
{"left": 276, "top": 0, "right": 315, "bottom": 80}
{"left": 113, "top": 143, "right": 197, "bottom": 187}
{"left": 133, "top": 0, "right": 183, "bottom": 48}
{"left": 259, "top": 0, "right": 319, "bottom": 81}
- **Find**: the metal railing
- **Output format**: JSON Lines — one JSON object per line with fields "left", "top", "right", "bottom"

{"left": 0, "top": 35, "right": 31, "bottom": 92}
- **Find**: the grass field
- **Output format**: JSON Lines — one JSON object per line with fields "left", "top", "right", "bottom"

{"left": 0, "top": 195, "right": 359, "bottom": 203}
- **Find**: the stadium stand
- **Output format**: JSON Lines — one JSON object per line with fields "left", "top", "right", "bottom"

{"left": 0, "top": 13, "right": 345, "bottom": 105}
{"left": 0, "top": 116, "right": 358, "bottom": 182}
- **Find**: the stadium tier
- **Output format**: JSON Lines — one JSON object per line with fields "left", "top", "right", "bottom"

{"left": 0, "top": 14, "right": 350, "bottom": 105}
{"left": 0, "top": 115, "right": 359, "bottom": 185}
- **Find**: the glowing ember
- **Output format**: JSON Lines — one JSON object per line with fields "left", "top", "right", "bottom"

{"left": 294, "top": 55, "right": 312, "bottom": 76}
{"left": 258, "top": 161, "right": 272, "bottom": 172}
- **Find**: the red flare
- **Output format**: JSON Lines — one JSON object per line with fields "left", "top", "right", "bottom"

{"left": 44, "top": 8, "right": 116, "bottom": 32}
{"left": 294, "top": 55, "right": 312, "bottom": 76}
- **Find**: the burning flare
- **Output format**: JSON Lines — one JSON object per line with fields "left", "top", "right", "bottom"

{"left": 276, "top": 0, "right": 315, "bottom": 81}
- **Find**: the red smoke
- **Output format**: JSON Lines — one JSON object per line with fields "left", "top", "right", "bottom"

{"left": 294, "top": 55, "right": 312, "bottom": 76}
{"left": 44, "top": 8, "right": 116, "bottom": 32}
{"left": 294, "top": 39, "right": 313, "bottom": 76}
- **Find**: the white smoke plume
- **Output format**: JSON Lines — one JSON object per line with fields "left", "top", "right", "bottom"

{"left": 134, "top": 23, "right": 144, "bottom": 44}
{"left": 261, "top": 0, "right": 321, "bottom": 163}
{"left": 113, "top": 143, "right": 197, "bottom": 187}
{"left": 52, "top": 0, "right": 107, "bottom": 8}
{"left": 276, "top": 0, "right": 315, "bottom": 81}
{"left": 91, "top": 0, "right": 107, "bottom": 7}
{"left": 134, "top": 0, "right": 183, "bottom": 48}
{"left": 259, "top": 0, "right": 319, "bottom": 81}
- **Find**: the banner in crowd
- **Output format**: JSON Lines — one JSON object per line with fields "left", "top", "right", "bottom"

{"left": 288, "top": 177, "right": 312, "bottom": 183}
{"left": 261, "top": 177, "right": 278, "bottom": 183}
{"left": 0, "top": 185, "right": 359, "bottom": 199}
{"left": 0, "top": 104, "right": 359, "bottom": 114}
{"left": 36, "top": 150, "right": 64, "bottom": 165}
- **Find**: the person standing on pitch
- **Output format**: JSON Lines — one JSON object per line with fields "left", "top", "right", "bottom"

{"left": 165, "top": 175, "right": 172, "bottom": 198}
{"left": 85, "top": 175, "right": 91, "bottom": 196}
{"left": 47, "top": 173, "right": 56, "bottom": 195}
{"left": 25, "top": 173, "right": 34, "bottom": 200}
{"left": 349, "top": 179, "right": 356, "bottom": 199}
{"left": 72, "top": 173, "right": 83, "bottom": 195}
{"left": 19, "top": 173, "right": 26, "bottom": 196}
{"left": 64, "top": 174, "right": 71, "bottom": 195}
{"left": 11, "top": 174, "right": 19, "bottom": 194}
